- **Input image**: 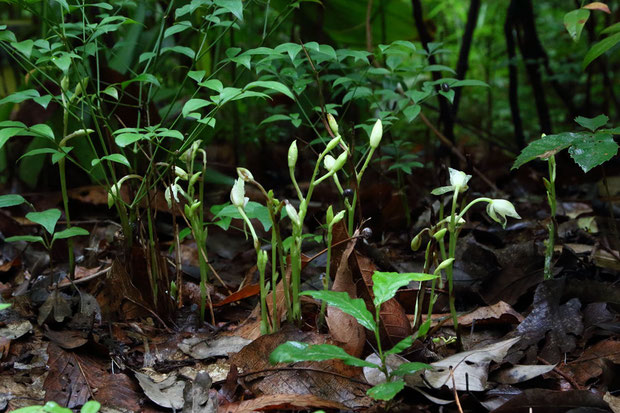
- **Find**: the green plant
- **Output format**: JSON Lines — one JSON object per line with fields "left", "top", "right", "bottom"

{"left": 412, "top": 168, "right": 521, "bottom": 338}
{"left": 13, "top": 400, "right": 100, "bottom": 413}
{"left": 0, "top": 194, "right": 88, "bottom": 257}
{"left": 512, "top": 114, "right": 619, "bottom": 279}
{"left": 319, "top": 205, "right": 346, "bottom": 326}
{"left": 270, "top": 270, "right": 436, "bottom": 401}
{"left": 563, "top": 2, "right": 619, "bottom": 69}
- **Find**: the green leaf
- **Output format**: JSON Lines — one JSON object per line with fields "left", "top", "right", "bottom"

{"left": 512, "top": 132, "right": 582, "bottom": 169}
{"left": 5, "top": 235, "right": 45, "bottom": 244}
{"left": 0, "top": 303, "right": 10, "bottom": 310}
{"left": 403, "top": 105, "right": 421, "bottom": 122}
{"left": 80, "top": 400, "right": 101, "bottom": 413}
{"left": 29, "top": 124, "right": 55, "bottom": 140}
{"left": 260, "top": 114, "right": 290, "bottom": 126}
{"left": 19, "top": 148, "right": 64, "bottom": 161}
{"left": 26, "top": 209, "right": 61, "bottom": 235}
{"left": 121, "top": 73, "right": 160, "bottom": 89}
{"left": 213, "top": 201, "right": 273, "bottom": 231}
{"left": 52, "top": 226, "right": 89, "bottom": 242}
{"left": 51, "top": 53, "right": 71, "bottom": 73}
{"left": 163, "top": 21, "right": 192, "bottom": 38}
{"left": 245, "top": 80, "right": 295, "bottom": 101}
{"left": 188, "top": 70, "right": 206, "bottom": 83}
{"left": 198, "top": 79, "right": 224, "bottom": 92}
{"left": 392, "top": 361, "right": 433, "bottom": 376}
{"left": 300, "top": 290, "right": 376, "bottom": 331}
{"left": 568, "top": 132, "right": 618, "bottom": 172}
{"left": 214, "top": 0, "right": 243, "bottom": 21}
{"left": 91, "top": 154, "right": 130, "bottom": 168}
{"left": 451, "top": 79, "right": 489, "bottom": 87}
{"left": 33, "top": 95, "right": 53, "bottom": 109}
{"left": 10, "top": 39, "right": 34, "bottom": 58}
{"left": 0, "top": 89, "right": 40, "bottom": 106}
{"left": 583, "top": 32, "right": 620, "bottom": 69}
{"left": 575, "top": 114, "right": 608, "bottom": 131}
{"left": 0, "top": 127, "right": 25, "bottom": 149}
{"left": 274, "top": 43, "right": 303, "bottom": 61}
{"left": 372, "top": 271, "right": 437, "bottom": 307}
{"left": 424, "top": 64, "right": 455, "bottom": 74}
{"left": 385, "top": 335, "right": 413, "bottom": 355}
{"left": 102, "top": 86, "right": 119, "bottom": 100}
{"left": 182, "top": 99, "right": 213, "bottom": 118}
{"left": 0, "top": 194, "right": 27, "bottom": 208}
{"left": 156, "top": 129, "right": 184, "bottom": 140}
{"left": 269, "top": 341, "right": 378, "bottom": 368}
{"left": 563, "top": 9, "right": 590, "bottom": 41}
{"left": 366, "top": 380, "right": 405, "bottom": 401}
{"left": 161, "top": 46, "right": 195, "bottom": 60}
{"left": 601, "top": 22, "right": 620, "bottom": 35}
{"left": 115, "top": 133, "right": 144, "bottom": 147}
{"left": 0, "top": 28, "right": 17, "bottom": 43}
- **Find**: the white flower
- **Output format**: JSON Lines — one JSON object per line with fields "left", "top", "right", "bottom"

{"left": 174, "top": 166, "right": 189, "bottom": 180}
{"left": 449, "top": 168, "right": 471, "bottom": 192}
{"left": 369, "top": 119, "right": 383, "bottom": 149}
{"left": 230, "top": 178, "right": 248, "bottom": 208}
{"left": 323, "top": 154, "right": 336, "bottom": 171}
{"left": 285, "top": 203, "right": 301, "bottom": 227}
{"left": 288, "top": 140, "right": 298, "bottom": 168}
{"left": 486, "top": 199, "right": 521, "bottom": 229}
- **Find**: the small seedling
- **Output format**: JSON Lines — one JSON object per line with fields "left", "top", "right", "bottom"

{"left": 270, "top": 270, "right": 435, "bottom": 401}
{"left": 13, "top": 400, "right": 100, "bottom": 413}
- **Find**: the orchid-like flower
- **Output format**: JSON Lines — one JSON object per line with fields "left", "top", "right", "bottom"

{"left": 285, "top": 202, "right": 301, "bottom": 227}
{"left": 369, "top": 119, "right": 383, "bottom": 149}
{"left": 230, "top": 178, "right": 248, "bottom": 209}
{"left": 174, "top": 166, "right": 189, "bottom": 181}
{"left": 431, "top": 168, "right": 472, "bottom": 195}
{"left": 237, "top": 167, "right": 254, "bottom": 182}
{"left": 164, "top": 183, "right": 181, "bottom": 208}
{"left": 486, "top": 199, "right": 521, "bottom": 229}
{"left": 323, "top": 154, "right": 336, "bottom": 171}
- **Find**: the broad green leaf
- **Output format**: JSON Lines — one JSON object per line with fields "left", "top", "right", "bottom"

{"left": 188, "top": 70, "right": 206, "bottom": 83}
{"left": 601, "top": 22, "right": 620, "bottom": 35}
{"left": 4, "top": 235, "right": 45, "bottom": 244}
{"left": 80, "top": 401, "right": 101, "bottom": 413}
{"left": 366, "top": 380, "right": 405, "bottom": 401}
{"left": 300, "top": 290, "right": 376, "bottom": 331}
{"left": 115, "top": 133, "right": 144, "bottom": 147}
{"left": 10, "top": 39, "right": 34, "bottom": 58}
{"left": 0, "top": 28, "right": 17, "bottom": 43}
{"left": 182, "top": 99, "right": 213, "bottom": 118}
{"left": 163, "top": 21, "right": 192, "bottom": 38}
{"left": 424, "top": 64, "right": 455, "bottom": 74}
{"left": 563, "top": 9, "right": 590, "bottom": 41}
{"left": 512, "top": 132, "right": 582, "bottom": 169}
{"left": 583, "top": 32, "right": 620, "bottom": 69}
{"left": 274, "top": 43, "right": 302, "bottom": 61}
{"left": 385, "top": 335, "right": 413, "bottom": 355}
{"left": 0, "top": 89, "right": 40, "bottom": 106}
{"left": 451, "top": 79, "right": 489, "bottom": 87}
{"left": 0, "top": 127, "right": 26, "bottom": 149}
{"left": 91, "top": 154, "right": 130, "bottom": 167}
{"left": 138, "top": 52, "right": 156, "bottom": 63}
{"left": 575, "top": 114, "right": 608, "bottom": 131}
{"left": 372, "top": 271, "right": 437, "bottom": 307}
{"left": 403, "top": 105, "right": 421, "bottom": 122}
{"left": 245, "top": 80, "right": 294, "bottom": 100}
{"left": 29, "top": 124, "right": 55, "bottom": 140}
{"left": 198, "top": 79, "right": 224, "bottom": 92}
{"left": 156, "top": 129, "right": 184, "bottom": 140}
{"left": 392, "top": 361, "right": 433, "bottom": 376}
{"left": 0, "top": 303, "right": 10, "bottom": 310}
{"left": 214, "top": 0, "right": 243, "bottom": 21}
{"left": 102, "top": 86, "right": 118, "bottom": 100}
{"left": 161, "top": 46, "right": 195, "bottom": 60}
{"left": 26, "top": 209, "right": 61, "bottom": 235}
{"left": 0, "top": 194, "right": 27, "bottom": 208}
{"left": 269, "top": 341, "right": 378, "bottom": 368}
{"left": 213, "top": 201, "right": 272, "bottom": 231}
{"left": 33, "top": 95, "right": 53, "bottom": 109}
{"left": 121, "top": 73, "right": 160, "bottom": 89}
{"left": 568, "top": 132, "right": 618, "bottom": 172}
{"left": 51, "top": 53, "right": 71, "bottom": 73}
{"left": 19, "top": 148, "right": 64, "bottom": 161}
{"left": 52, "top": 226, "right": 89, "bottom": 242}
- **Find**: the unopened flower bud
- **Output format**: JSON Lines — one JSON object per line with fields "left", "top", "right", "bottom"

{"left": 285, "top": 203, "right": 301, "bottom": 227}
{"left": 326, "top": 205, "right": 334, "bottom": 225}
{"left": 325, "top": 136, "right": 341, "bottom": 152}
{"left": 369, "top": 119, "right": 383, "bottom": 149}
{"left": 237, "top": 167, "right": 254, "bottom": 182}
{"left": 433, "top": 228, "right": 447, "bottom": 241}
{"left": 327, "top": 113, "right": 339, "bottom": 135}
{"left": 434, "top": 257, "right": 455, "bottom": 274}
{"left": 288, "top": 141, "right": 298, "bottom": 168}
{"left": 331, "top": 210, "right": 346, "bottom": 226}
{"left": 230, "top": 178, "right": 247, "bottom": 208}
{"left": 411, "top": 233, "right": 422, "bottom": 251}
{"left": 174, "top": 166, "right": 189, "bottom": 180}
{"left": 331, "top": 151, "right": 347, "bottom": 173}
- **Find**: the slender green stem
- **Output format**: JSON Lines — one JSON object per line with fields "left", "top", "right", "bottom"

{"left": 447, "top": 191, "right": 460, "bottom": 337}
{"left": 319, "top": 226, "right": 334, "bottom": 327}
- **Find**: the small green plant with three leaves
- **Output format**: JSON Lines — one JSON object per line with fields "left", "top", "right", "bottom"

{"left": 512, "top": 114, "right": 619, "bottom": 279}
{"left": 0, "top": 194, "right": 88, "bottom": 254}
{"left": 270, "top": 271, "right": 435, "bottom": 401}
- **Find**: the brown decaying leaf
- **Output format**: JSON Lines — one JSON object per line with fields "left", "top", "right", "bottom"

{"left": 45, "top": 343, "right": 145, "bottom": 411}
{"left": 583, "top": 2, "right": 611, "bottom": 13}
{"left": 43, "top": 326, "right": 88, "bottom": 350}
{"left": 219, "top": 393, "right": 348, "bottom": 413}
{"left": 564, "top": 338, "right": 620, "bottom": 387}
{"left": 326, "top": 223, "right": 365, "bottom": 358}
{"left": 489, "top": 389, "right": 609, "bottom": 413}
{"left": 229, "top": 324, "right": 372, "bottom": 410}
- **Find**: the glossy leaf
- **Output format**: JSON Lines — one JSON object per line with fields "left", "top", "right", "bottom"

{"left": 245, "top": 80, "right": 294, "bottom": 100}
{"left": 26, "top": 209, "right": 61, "bottom": 235}
{"left": 563, "top": 9, "right": 590, "bottom": 41}
{"left": 392, "top": 361, "right": 433, "bottom": 376}
{"left": 115, "top": 133, "right": 144, "bottom": 147}
{"left": 512, "top": 132, "right": 580, "bottom": 169}
{"left": 5, "top": 235, "right": 45, "bottom": 244}
{"left": 214, "top": 0, "right": 243, "bottom": 21}
{"left": 182, "top": 99, "right": 213, "bottom": 118}
{"left": 52, "top": 226, "right": 89, "bottom": 242}
{"left": 92, "top": 154, "right": 130, "bottom": 168}
{"left": 372, "top": 271, "right": 437, "bottom": 307}
{"left": 366, "top": 380, "right": 405, "bottom": 401}
{"left": 0, "top": 194, "right": 27, "bottom": 208}
{"left": 385, "top": 335, "right": 413, "bottom": 355}
{"left": 568, "top": 132, "right": 618, "bottom": 172}
{"left": 0, "top": 89, "right": 40, "bottom": 106}
{"left": 10, "top": 39, "right": 34, "bottom": 58}
{"left": 300, "top": 290, "right": 376, "bottom": 331}
{"left": 269, "top": 341, "right": 378, "bottom": 368}
{"left": 583, "top": 32, "right": 620, "bottom": 69}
